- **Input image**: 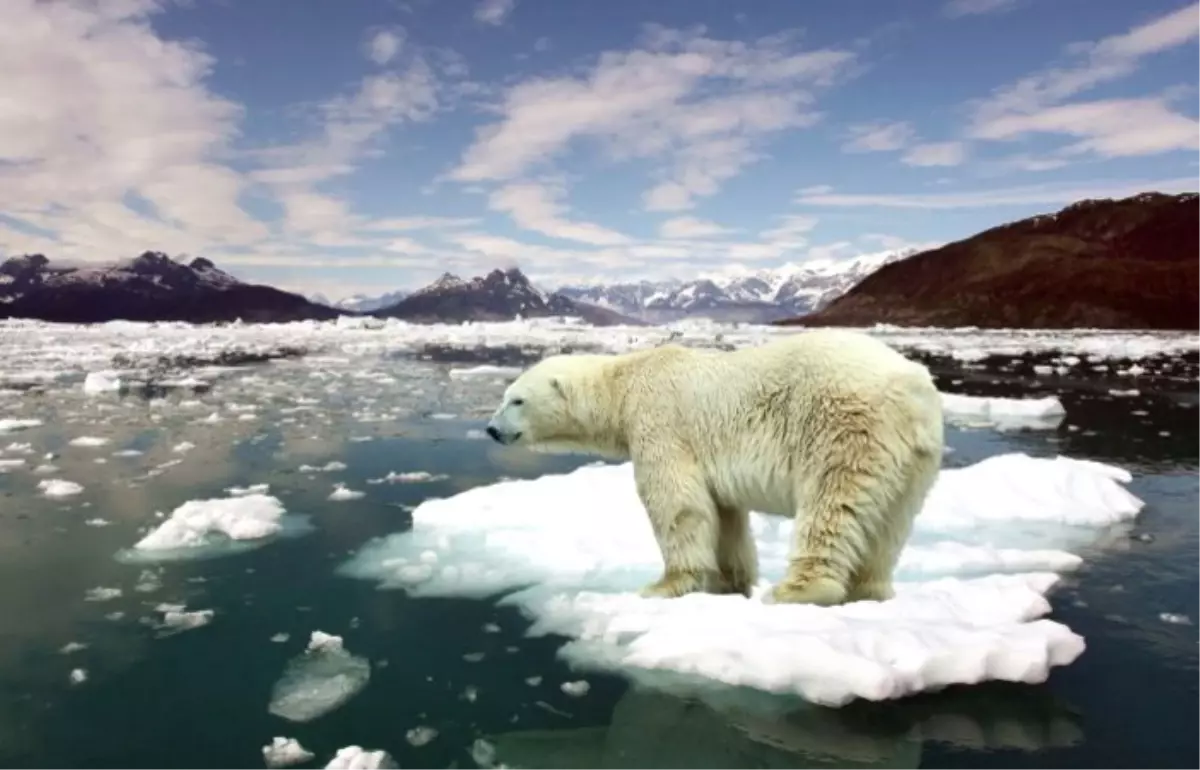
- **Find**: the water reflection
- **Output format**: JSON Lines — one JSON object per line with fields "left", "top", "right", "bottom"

{"left": 488, "top": 681, "right": 1085, "bottom": 768}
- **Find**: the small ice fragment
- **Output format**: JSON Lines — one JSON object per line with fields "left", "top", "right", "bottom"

{"left": 160, "top": 607, "right": 214, "bottom": 634}
{"left": 226, "top": 483, "right": 270, "bottom": 496}
{"left": 268, "top": 631, "right": 371, "bottom": 722}
{"left": 83, "top": 371, "right": 122, "bottom": 394}
{"left": 524, "top": 676, "right": 542, "bottom": 686}
{"left": 85, "top": 518, "right": 110, "bottom": 527}
{"left": 112, "top": 449, "right": 143, "bottom": 457}
{"left": 85, "top": 587, "right": 122, "bottom": 602}
{"left": 0, "top": 458, "right": 25, "bottom": 471}
{"left": 405, "top": 726, "right": 438, "bottom": 747}
{"left": 69, "top": 668, "right": 88, "bottom": 685}
{"left": 38, "top": 479, "right": 84, "bottom": 498}
{"left": 462, "top": 652, "right": 485, "bottom": 662}
{"left": 134, "top": 569, "right": 162, "bottom": 592}
{"left": 271, "top": 632, "right": 291, "bottom": 643}
{"left": 324, "top": 746, "right": 397, "bottom": 770}
{"left": 482, "top": 622, "right": 501, "bottom": 633}
{"left": 560, "top": 680, "right": 590, "bottom": 697}
{"left": 329, "top": 484, "right": 364, "bottom": 501}
{"left": 69, "top": 436, "right": 110, "bottom": 447}
{"left": 104, "top": 611, "right": 124, "bottom": 621}
{"left": 0, "top": 418, "right": 42, "bottom": 434}
{"left": 263, "top": 737, "right": 314, "bottom": 768}
{"left": 172, "top": 441, "right": 196, "bottom": 453}
{"left": 60, "top": 642, "right": 88, "bottom": 654}
{"left": 1159, "top": 613, "right": 1191, "bottom": 625}
{"left": 470, "top": 738, "right": 496, "bottom": 768}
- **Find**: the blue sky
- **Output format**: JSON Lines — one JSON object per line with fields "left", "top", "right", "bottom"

{"left": 0, "top": 0, "right": 1196, "bottom": 299}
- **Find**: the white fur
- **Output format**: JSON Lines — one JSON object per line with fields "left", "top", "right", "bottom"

{"left": 486, "top": 329, "right": 945, "bottom": 606}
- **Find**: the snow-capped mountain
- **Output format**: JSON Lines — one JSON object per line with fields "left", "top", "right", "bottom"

{"left": 373, "top": 268, "right": 639, "bottom": 326}
{"left": 326, "top": 291, "right": 409, "bottom": 313}
{"left": 0, "top": 251, "right": 340, "bottom": 324}
{"left": 557, "top": 248, "right": 919, "bottom": 323}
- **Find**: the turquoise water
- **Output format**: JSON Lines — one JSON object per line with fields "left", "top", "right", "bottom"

{"left": 0, "top": 349, "right": 1195, "bottom": 769}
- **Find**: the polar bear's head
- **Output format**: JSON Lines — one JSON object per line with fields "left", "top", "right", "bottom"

{"left": 485, "top": 353, "right": 622, "bottom": 456}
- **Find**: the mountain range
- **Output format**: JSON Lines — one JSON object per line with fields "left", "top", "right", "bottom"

{"left": 370, "top": 268, "right": 638, "bottom": 326}
{"left": 333, "top": 248, "right": 915, "bottom": 324}
{"left": 0, "top": 252, "right": 338, "bottom": 324}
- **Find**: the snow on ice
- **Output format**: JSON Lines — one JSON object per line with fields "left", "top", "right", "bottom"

{"left": 338, "top": 453, "right": 1144, "bottom": 707}
{"left": 940, "top": 393, "right": 1066, "bottom": 431}
{"left": 117, "top": 493, "right": 313, "bottom": 563}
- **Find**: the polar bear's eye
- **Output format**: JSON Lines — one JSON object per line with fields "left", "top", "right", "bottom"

{"left": 511, "top": 398, "right": 525, "bottom": 406}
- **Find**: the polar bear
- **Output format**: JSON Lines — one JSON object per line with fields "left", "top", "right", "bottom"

{"left": 484, "top": 329, "right": 944, "bottom": 606}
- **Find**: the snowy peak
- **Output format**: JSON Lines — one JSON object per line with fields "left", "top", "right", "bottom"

{"left": 372, "top": 267, "right": 636, "bottom": 326}
{"left": 557, "top": 248, "right": 919, "bottom": 322}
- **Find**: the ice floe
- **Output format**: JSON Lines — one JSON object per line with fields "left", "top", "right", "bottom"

{"left": 338, "top": 452, "right": 1143, "bottom": 707}
{"left": 940, "top": 393, "right": 1066, "bottom": 431}
{"left": 38, "top": 479, "right": 84, "bottom": 498}
{"left": 263, "top": 737, "right": 314, "bottom": 768}
{"left": 323, "top": 746, "right": 396, "bottom": 769}
{"left": 117, "top": 492, "right": 313, "bottom": 563}
{"left": 268, "top": 631, "right": 371, "bottom": 723}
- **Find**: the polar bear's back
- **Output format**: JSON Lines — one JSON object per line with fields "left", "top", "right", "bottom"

{"left": 622, "top": 329, "right": 943, "bottom": 516}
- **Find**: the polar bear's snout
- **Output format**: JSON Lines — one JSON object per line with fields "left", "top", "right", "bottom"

{"left": 485, "top": 423, "right": 521, "bottom": 444}
{"left": 486, "top": 401, "right": 525, "bottom": 445}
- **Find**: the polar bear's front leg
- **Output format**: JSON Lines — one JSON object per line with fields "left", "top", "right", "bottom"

{"left": 633, "top": 460, "right": 721, "bottom": 599}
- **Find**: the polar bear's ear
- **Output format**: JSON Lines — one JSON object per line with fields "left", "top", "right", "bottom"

{"left": 550, "top": 377, "right": 565, "bottom": 398}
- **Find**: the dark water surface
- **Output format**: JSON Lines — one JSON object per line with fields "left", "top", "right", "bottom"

{"left": 0, "top": 351, "right": 1195, "bottom": 770}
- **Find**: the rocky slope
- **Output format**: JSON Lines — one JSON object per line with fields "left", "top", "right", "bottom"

{"left": 372, "top": 268, "right": 640, "bottom": 326}
{"left": 0, "top": 252, "right": 341, "bottom": 324}
{"left": 557, "top": 249, "right": 916, "bottom": 323}
{"left": 780, "top": 192, "right": 1199, "bottom": 330}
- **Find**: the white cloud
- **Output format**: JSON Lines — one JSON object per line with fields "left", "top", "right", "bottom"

{"left": 793, "top": 176, "right": 1199, "bottom": 209}
{"left": 842, "top": 121, "right": 914, "bottom": 153}
{"left": 488, "top": 181, "right": 632, "bottom": 245}
{"left": 474, "top": 0, "right": 516, "bottom": 25}
{"left": 942, "top": 0, "right": 1018, "bottom": 18}
{"left": 448, "top": 25, "right": 856, "bottom": 213}
{"left": 364, "top": 28, "right": 405, "bottom": 65}
{"left": 969, "top": 3, "right": 1200, "bottom": 121}
{"left": 901, "top": 141, "right": 968, "bottom": 167}
{"left": 658, "top": 216, "right": 732, "bottom": 239}
{"left": 360, "top": 216, "right": 481, "bottom": 232}
{"left": 759, "top": 214, "right": 819, "bottom": 247}
{"left": 0, "top": 0, "right": 263, "bottom": 261}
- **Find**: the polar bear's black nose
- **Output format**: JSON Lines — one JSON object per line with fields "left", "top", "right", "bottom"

{"left": 486, "top": 425, "right": 502, "bottom": 443}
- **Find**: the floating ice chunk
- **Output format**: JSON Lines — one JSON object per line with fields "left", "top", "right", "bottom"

{"left": 368, "top": 470, "right": 448, "bottom": 484}
{"left": 60, "top": 641, "right": 88, "bottom": 654}
{"left": 226, "top": 483, "right": 270, "bottom": 496}
{"left": 338, "top": 452, "right": 1143, "bottom": 707}
{"left": 69, "top": 668, "right": 88, "bottom": 685}
{"left": 449, "top": 364, "right": 522, "bottom": 379}
{"left": 329, "top": 483, "right": 364, "bottom": 501}
{"left": 118, "top": 493, "right": 313, "bottom": 563}
{"left": 561, "top": 680, "right": 591, "bottom": 697}
{"left": 157, "top": 606, "right": 214, "bottom": 635}
{"left": 1159, "top": 613, "right": 1191, "bottom": 625}
{"left": 940, "top": 393, "right": 1066, "bottom": 431}
{"left": 268, "top": 631, "right": 371, "bottom": 723}
{"left": 69, "top": 436, "right": 110, "bottom": 448}
{"left": 83, "top": 371, "right": 122, "bottom": 394}
{"left": 405, "top": 726, "right": 438, "bottom": 747}
{"left": 85, "top": 587, "right": 122, "bottom": 602}
{"left": 323, "top": 746, "right": 396, "bottom": 769}
{"left": 0, "top": 418, "right": 42, "bottom": 434}
{"left": 263, "top": 737, "right": 314, "bottom": 768}
{"left": 38, "top": 479, "right": 84, "bottom": 498}
{"left": 300, "top": 461, "right": 347, "bottom": 473}
{"left": 172, "top": 441, "right": 195, "bottom": 453}
{"left": 0, "top": 458, "right": 24, "bottom": 471}
{"left": 85, "top": 518, "right": 111, "bottom": 527}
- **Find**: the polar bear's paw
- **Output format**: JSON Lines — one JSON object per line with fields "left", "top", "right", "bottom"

{"left": 639, "top": 570, "right": 711, "bottom": 599}
{"left": 767, "top": 576, "right": 848, "bottom": 607}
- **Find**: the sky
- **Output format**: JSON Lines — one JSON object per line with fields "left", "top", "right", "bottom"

{"left": 0, "top": 0, "right": 1197, "bottom": 301}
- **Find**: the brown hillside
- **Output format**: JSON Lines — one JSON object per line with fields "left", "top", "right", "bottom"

{"left": 777, "top": 192, "right": 1199, "bottom": 330}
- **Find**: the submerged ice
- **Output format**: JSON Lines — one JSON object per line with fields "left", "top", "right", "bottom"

{"left": 338, "top": 452, "right": 1144, "bottom": 707}
{"left": 267, "top": 632, "right": 371, "bottom": 723}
